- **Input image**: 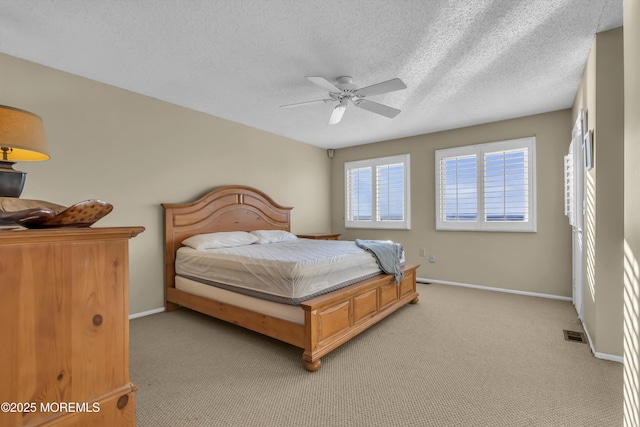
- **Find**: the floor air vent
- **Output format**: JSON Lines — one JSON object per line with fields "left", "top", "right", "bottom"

{"left": 563, "top": 330, "right": 587, "bottom": 344}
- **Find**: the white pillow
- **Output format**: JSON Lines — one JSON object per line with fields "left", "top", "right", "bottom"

{"left": 250, "top": 230, "right": 298, "bottom": 244}
{"left": 181, "top": 231, "right": 258, "bottom": 250}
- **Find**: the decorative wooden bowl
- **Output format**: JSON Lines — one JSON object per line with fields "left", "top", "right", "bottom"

{"left": 0, "top": 198, "right": 113, "bottom": 229}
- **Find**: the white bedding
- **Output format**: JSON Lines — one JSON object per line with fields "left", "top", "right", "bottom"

{"left": 175, "top": 239, "right": 389, "bottom": 304}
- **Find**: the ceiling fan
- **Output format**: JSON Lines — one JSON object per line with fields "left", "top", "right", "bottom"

{"left": 280, "top": 76, "right": 407, "bottom": 125}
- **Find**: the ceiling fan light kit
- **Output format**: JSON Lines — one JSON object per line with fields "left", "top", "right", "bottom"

{"left": 281, "top": 76, "right": 407, "bottom": 125}
{"left": 329, "top": 98, "right": 349, "bottom": 125}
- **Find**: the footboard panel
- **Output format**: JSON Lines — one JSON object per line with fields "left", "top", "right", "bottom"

{"left": 300, "top": 264, "right": 419, "bottom": 371}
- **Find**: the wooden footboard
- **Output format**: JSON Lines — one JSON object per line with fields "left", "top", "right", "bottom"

{"left": 300, "top": 264, "right": 419, "bottom": 371}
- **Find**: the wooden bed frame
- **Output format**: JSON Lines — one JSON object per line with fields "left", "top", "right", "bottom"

{"left": 162, "top": 185, "right": 419, "bottom": 371}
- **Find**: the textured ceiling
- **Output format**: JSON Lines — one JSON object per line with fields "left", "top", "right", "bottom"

{"left": 0, "top": 1, "right": 623, "bottom": 149}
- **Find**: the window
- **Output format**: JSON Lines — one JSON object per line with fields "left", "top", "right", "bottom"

{"left": 345, "top": 154, "right": 410, "bottom": 229}
{"left": 435, "top": 137, "right": 536, "bottom": 232}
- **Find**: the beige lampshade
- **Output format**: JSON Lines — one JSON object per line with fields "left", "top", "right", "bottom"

{"left": 0, "top": 105, "right": 49, "bottom": 161}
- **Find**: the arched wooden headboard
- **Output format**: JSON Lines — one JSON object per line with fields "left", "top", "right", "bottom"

{"left": 162, "top": 185, "right": 292, "bottom": 293}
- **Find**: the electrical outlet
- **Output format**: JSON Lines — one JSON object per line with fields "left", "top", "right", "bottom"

{"left": 429, "top": 254, "right": 436, "bottom": 263}
{"left": 419, "top": 248, "right": 426, "bottom": 257}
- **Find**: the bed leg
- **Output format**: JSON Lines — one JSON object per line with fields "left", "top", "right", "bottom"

{"left": 165, "top": 301, "right": 181, "bottom": 312}
{"left": 410, "top": 295, "right": 419, "bottom": 304}
{"left": 303, "top": 356, "right": 322, "bottom": 372}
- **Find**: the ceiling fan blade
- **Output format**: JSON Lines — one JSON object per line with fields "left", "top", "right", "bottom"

{"left": 280, "top": 99, "right": 333, "bottom": 108}
{"left": 328, "top": 102, "right": 347, "bottom": 125}
{"left": 306, "top": 76, "right": 342, "bottom": 93}
{"left": 355, "top": 78, "right": 407, "bottom": 98}
{"left": 354, "top": 99, "right": 401, "bottom": 118}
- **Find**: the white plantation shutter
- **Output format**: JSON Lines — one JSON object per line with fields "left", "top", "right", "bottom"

{"left": 564, "top": 142, "right": 575, "bottom": 226}
{"left": 345, "top": 154, "right": 410, "bottom": 229}
{"left": 376, "top": 162, "right": 405, "bottom": 221}
{"left": 483, "top": 148, "right": 528, "bottom": 222}
{"left": 437, "top": 153, "right": 477, "bottom": 222}
{"left": 346, "top": 166, "right": 372, "bottom": 221}
{"left": 436, "top": 137, "right": 536, "bottom": 232}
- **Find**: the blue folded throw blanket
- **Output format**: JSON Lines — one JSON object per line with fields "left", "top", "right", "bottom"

{"left": 355, "top": 239, "right": 404, "bottom": 285}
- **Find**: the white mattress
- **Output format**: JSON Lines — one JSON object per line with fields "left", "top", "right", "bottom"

{"left": 175, "top": 239, "right": 386, "bottom": 304}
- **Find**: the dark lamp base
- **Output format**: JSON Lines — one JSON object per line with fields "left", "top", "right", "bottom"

{"left": 0, "top": 161, "right": 26, "bottom": 198}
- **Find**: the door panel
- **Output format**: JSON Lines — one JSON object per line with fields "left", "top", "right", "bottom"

{"left": 571, "top": 111, "right": 585, "bottom": 320}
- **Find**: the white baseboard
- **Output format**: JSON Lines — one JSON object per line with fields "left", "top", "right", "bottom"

{"left": 129, "top": 307, "right": 165, "bottom": 320}
{"left": 581, "top": 322, "right": 597, "bottom": 357}
{"left": 581, "top": 321, "right": 624, "bottom": 363}
{"left": 417, "top": 277, "right": 572, "bottom": 301}
{"left": 594, "top": 352, "right": 624, "bottom": 363}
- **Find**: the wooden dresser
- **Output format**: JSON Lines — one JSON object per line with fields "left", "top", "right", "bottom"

{"left": 0, "top": 226, "right": 143, "bottom": 427}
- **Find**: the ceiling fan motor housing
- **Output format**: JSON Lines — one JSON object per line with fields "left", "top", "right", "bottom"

{"left": 335, "top": 76, "right": 357, "bottom": 91}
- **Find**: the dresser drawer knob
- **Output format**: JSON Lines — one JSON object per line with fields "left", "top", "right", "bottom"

{"left": 92, "top": 314, "right": 103, "bottom": 326}
{"left": 117, "top": 394, "right": 129, "bottom": 409}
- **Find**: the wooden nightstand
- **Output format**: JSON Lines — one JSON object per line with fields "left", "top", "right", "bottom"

{"left": 297, "top": 233, "right": 341, "bottom": 240}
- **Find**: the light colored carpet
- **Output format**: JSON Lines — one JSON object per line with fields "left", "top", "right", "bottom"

{"left": 130, "top": 283, "right": 622, "bottom": 426}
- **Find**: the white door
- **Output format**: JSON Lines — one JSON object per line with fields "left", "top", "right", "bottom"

{"left": 570, "top": 112, "right": 585, "bottom": 320}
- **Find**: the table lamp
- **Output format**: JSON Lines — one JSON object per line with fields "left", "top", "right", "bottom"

{"left": 0, "top": 105, "right": 49, "bottom": 197}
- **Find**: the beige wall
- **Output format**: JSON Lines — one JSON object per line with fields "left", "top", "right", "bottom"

{"left": 0, "top": 53, "right": 331, "bottom": 315}
{"left": 330, "top": 110, "right": 573, "bottom": 297}
{"left": 572, "top": 27, "right": 625, "bottom": 357}
{"left": 624, "top": 0, "right": 640, "bottom": 424}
